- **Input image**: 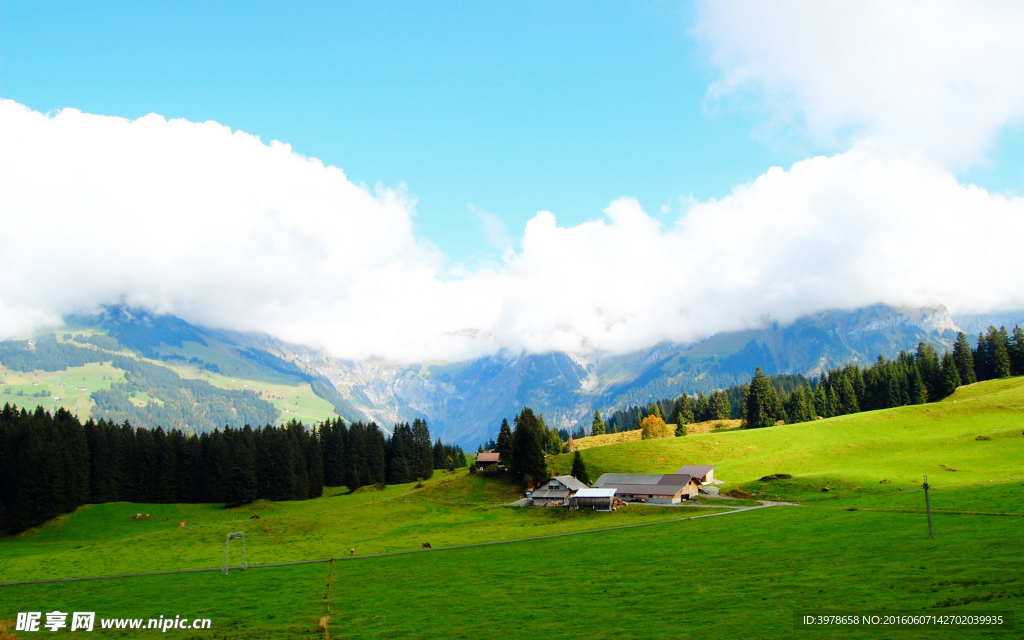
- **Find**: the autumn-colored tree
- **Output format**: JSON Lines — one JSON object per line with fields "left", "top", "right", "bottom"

{"left": 640, "top": 414, "right": 673, "bottom": 440}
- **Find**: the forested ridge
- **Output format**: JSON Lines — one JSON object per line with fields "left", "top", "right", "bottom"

{"left": 0, "top": 407, "right": 464, "bottom": 537}
{"left": 601, "top": 327, "right": 1024, "bottom": 433}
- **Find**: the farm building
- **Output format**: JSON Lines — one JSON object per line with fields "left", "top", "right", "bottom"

{"left": 674, "top": 465, "right": 715, "bottom": 484}
{"left": 570, "top": 488, "right": 617, "bottom": 511}
{"left": 475, "top": 452, "right": 501, "bottom": 470}
{"left": 529, "top": 475, "right": 589, "bottom": 507}
{"left": 592, "top": 473, "right": 699, "bottom": 504}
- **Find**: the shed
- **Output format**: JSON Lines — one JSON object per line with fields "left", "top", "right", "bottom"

{"left": 475, "top": 452, "right": 501, "bottom": 470}
{"left": 675, "top": 465, "right": 715, "bottom": 484}
{"left": 570, "top": 488, "right": 617, "bottom": 511}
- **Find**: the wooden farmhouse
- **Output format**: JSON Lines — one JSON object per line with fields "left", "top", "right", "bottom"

{"left": 529, "top": 475, "right": 589, "bottom": 507}
{"left": 592, "top": 473, "right": 700, "bottom": 504}
{"left": 475, "top": 452, "right": 501, "bottom": 471}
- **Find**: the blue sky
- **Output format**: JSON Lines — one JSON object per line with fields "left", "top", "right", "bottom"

{"left": 2, "top": 1, "right": 829, "bottom": 264}
{"left": 3, "top": 2, "right": 1024, "bottom": 360}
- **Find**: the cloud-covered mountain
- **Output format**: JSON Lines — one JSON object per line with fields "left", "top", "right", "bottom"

{"left": 8, "top": 304, "right": 1017, "bottom": 447}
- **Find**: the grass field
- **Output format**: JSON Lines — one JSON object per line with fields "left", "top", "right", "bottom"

{"left": 0, "top": 361, "right": 125, "bottom": 421}
{"left": 1, "top": 378, "right": 1022, "bottom": 638}
{"left": 553, "top": 378, "right": 1024, "bottom": 502}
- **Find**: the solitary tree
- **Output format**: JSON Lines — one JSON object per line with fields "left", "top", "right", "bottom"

{"left": 570, "top": 451, "right": 590, "bottom": 485}
{"left": 591, "top": 410, "right": 605, "bottom": 436}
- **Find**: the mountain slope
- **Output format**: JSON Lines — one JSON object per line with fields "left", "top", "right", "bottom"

{"left": 2, "top": 303, "right": 1016, "bottom": 446}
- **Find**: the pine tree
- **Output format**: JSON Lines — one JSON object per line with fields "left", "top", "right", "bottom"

{"left": 813, "top": 382, "right": 827, "bottom": 418}
{"left": 495, "top": 418, "right": 514, "bottom": 468}
{"left": 915, "top": 342, "right": 942, "bottom": 401}
{"left": 974, "top": 332, "right": 991, "bottom": 381}
{"left": 953, "top": 332, "right": 977, "bottom": 385}
{"left": 1010, "top": 326, "right": 1024, "bottom": 376}
{"left": 225, "top": 439, "right": 257, "bottom": 506}
{"left": 837, "top": 377, "right": 859, "bottom": 415}
{"left": 940, "top": 352, "right": 961, "bottom": 398}
{"left": 570, "top": 451, "right": 590, "bottom": 485}
{"left": 511, "top": 407, "right": 547, "bottom": 483}
{"left": 674, "top": 394, "right": 694, "bottom": 425}
{"left": 410, "top": 419, "right": 434, "bottom": 481}
{"left": 744, "top": 368, "right": 778, "bottom": 429}
{"left": 694, "top": 392, "right": 711, "bottom": 423}
{"left": 989, "top": 326, "right": 1011, "bottom": 379}
{"left": 907, "top": 366, "right": 926, "bottom": 404}
{"left": 590, "top": 410, "right": 605, "bottom": 436}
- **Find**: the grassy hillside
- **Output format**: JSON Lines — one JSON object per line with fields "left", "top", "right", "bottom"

{"left": 0, "top": 471, "right": 714, "bottom": 584}
{"left": 553, "top": 377, "right": 1024, "bottom": 501}
{"left": 1, "top": 377, "right": 1021, "bottom": 638}
{"left": 0, "top": 330, "right": 339, "bottom": 427}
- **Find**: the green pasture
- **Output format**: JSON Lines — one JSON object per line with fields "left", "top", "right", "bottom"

{"left": 0, "top": 472, "right": 716, "bottom": 584}
{"left": 551, "top": 377, "right": 1024, "bottom": 501}
{"left": 1, "top": 377, "right": 1022, "bottom": 638}
{"left": 2, "top": 482, "right": 1021, "bottom": 639}
{"left": 0, "top": 361, "right": 125, "bottom": 421}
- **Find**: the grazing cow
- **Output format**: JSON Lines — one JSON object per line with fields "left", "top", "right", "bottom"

{"left": 421, "top": 542, "right": 431, "bottom": 549}
{"left": 350, "top": 548, "right": 355, "bottom": 556}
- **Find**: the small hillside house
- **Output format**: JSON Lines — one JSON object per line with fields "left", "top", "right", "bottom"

{"left": 529, "top": 475, "right": 589, "bottom": 507}
{"left": 592, "top": 473, "right": 700, "bottom": 504}
{"left": 674, "top": 465, "right": 715, "bottom": 484}
{"left": 475, "top": 452, "right": 501, "bottom": 470}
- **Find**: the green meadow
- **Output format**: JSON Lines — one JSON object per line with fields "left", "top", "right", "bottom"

{"left": 551, "top": 377, "right": 1024, "bottom": 502}
{"left": 0, "top": 361, "right": 125, "bottom": 421}
{"left": 1, "top": 378, "right": 1022, "bottom": 638}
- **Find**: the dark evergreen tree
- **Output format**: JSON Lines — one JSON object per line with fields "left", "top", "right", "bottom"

{"left": 410, "top": 419, "right": 434, "bottom": 481}
{"left": 952, "top": 332, "right": 976, "bottom": 384}
{"left": 590, "top": 410, "right": 605, "bottom": 436}
{"left": 673, "top": 394, "right": 694, "bottom": 426}
{"left": 915, "top": 342, "right": 942, "bottom": 401}
{"left": 225, "top": 437, "right": 257, "bottom": 506}
{"left": 570, "top": 451, "right": 590, "bottom": 485}
{"left": 1010, "top": 325, "right": 1024, "bottom": 376}
{"left": 745, "top": 368, "right": 781, "bottom": 429}
{"left": 495, "top": 418, "right": 514, "bottom": 468}
{"left": 511, "top": 407, "right": 547, "bottom": 483}
{"left": 989, "top": 326, "right": 1012, "bottom": 379}
{"left": 940, "top": 352, "right": 961, "bottom": 398}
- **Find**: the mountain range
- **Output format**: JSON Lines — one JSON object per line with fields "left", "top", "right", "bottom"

{"left": 2, "top": 304, "right": 1020, "bottom": 447}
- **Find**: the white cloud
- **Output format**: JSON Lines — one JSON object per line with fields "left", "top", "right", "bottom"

{"left": 694, "top": 0, "right": 1024, "bottom": 166}
{"left": 1, "top": 100, "right": 1023, "bottom": 363}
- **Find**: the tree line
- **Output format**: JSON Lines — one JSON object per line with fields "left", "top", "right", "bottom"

{"left": 584, "top": 326, "right": 1024, "bottom": 435}
{"left": 0, "top": 405, "right": 463, "bottom": 537}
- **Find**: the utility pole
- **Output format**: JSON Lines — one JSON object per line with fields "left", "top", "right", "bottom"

{"left": 923, "top": 475, "right": 934, "bottom": 539}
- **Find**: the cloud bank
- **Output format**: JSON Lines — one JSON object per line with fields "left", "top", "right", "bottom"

{"left": 2, "top": 3, "right": 1024, "bottom": 361}
{"left": 1, "top": 99, "right": 1022, "bottom": 361}
{"left": 694, "top": 0, "right": 1024, "bottom": 165}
